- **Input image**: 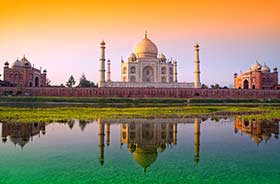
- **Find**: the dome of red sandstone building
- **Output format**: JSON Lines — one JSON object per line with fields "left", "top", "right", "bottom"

{"left": 261, "top": 64, "right": 271, "bottom": 73}
{"left": 250, "top": 61, "right": 262, "bottom": 71}
{"left": 21, "top": 56, "right": 31, "bottom": 67}
{"left": 12, "top": 58, "right": 24, "bottom": 68}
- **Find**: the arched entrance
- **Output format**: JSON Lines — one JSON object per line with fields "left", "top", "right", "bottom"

{"left": 243, "top": 79, "right": 249, "bottom": 89}
{"left": 142, "top": 66, "right": 154, "bottom": 82}
{"left": 35, "top": 77, "right": 39, "bottom": 87}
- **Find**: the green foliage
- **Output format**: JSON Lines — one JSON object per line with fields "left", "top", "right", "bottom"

{"left": 0, "top": 106, "right": 278, "bottom": 123}
{"left": 78, "top": 73, "right": 95, "bottom": 87}
{"left": 66, "top": 75, "right": 76, "bottom": 87}
{"left": 201, "top": 84, "right": 208, "bottom": 89}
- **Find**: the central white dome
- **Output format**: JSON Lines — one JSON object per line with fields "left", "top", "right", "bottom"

{"left": 133, "top": 33, "right": 158, "bottom": 58}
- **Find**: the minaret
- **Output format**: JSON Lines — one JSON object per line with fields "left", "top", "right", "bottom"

{"left": 173, "top": 124, "right": 177, "bottom": 145}
{"left": 194, "top": 43, "right": 201, "bottom": 88}
{"left": 105, "top": 123, "right": 110, "bottom": 146}
{"left": 98, "top": 118, "right": 105, "bottom": 165}
{"left": 106, "top": 60, "right": 111, "bottom": 82}
{"left": 194, "top": 118, "right": 201, "bottom": 164}
{"left": 98, "top": 40, "right": 106, "bottom": 87}
{"left": 173, "top": 60, "right": 177, "bottom": 83}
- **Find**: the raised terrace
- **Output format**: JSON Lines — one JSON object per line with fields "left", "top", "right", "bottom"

{"left": 0, "top": 87, "right": 279, "bottom": 99}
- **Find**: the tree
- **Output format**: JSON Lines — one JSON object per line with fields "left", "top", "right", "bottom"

{"left": 46, "top": 78, "right": 51, "bottom": 86}
{"left": 66, "top": 75, "right": 76, "bottom": 87}
{"left": 78, "top": 73, "right": 95, "bottom": 87}
{"left": 201, "top": 84, "right": 208, "bottom": 89}
{"left": 210, "top": 84, "right": 221, "bottom": 89}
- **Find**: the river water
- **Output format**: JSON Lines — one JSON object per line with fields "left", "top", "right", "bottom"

{"left": 0, "top": 117, "right": 279, "bottom": 184}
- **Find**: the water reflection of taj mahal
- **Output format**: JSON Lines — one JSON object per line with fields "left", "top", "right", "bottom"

{"left": 97, "top": 118, "right": 201, "bottom": 171}
{"left": 1, "top": 118, "right": 279, "bottom": 171}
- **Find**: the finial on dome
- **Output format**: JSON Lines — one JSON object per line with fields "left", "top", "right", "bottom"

{"left": 100, "top": 40, "right": 105, "bottom": 45}
{"left": 145, "top": 30, "right": 147, "bottom": 39}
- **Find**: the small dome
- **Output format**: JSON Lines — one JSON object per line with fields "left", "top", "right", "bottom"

{"left": 133, "top": 33, "right": 158, "bottom": 58}
{"left": 21, "top": 56, "right": 31, "bottom": 67}
{"left": 128, "top": 144, "right": 136, "bottom": 153}
{"left": 43, "top": 69, "right": 47, "bottom": 73}
{"left": 159, "top": 53, "right": 166, "bottom": 62}
{"left": 251, "top": 135, "right": 262, "bottom": 145}
{"left": 194, "top": 43, "right": 199, "bottom": 48}
{"left": 261, "top": 64, "right": 271, "bottom": 73}
{"left": 157, "top": 144, "right": 166, "bottom": 152}
{"left": 128, "top": 52, "right": 137, "bottom": 62}
{"left": 132, "top": 146, "right": 158, "bottom": 171}
{"left": 100, "top": 40, "right": 105, "bottom": 45}
{"left": 250, "top": 61, "right": 262, "bottom": 71}
{"left": 4, "top": 61, "right": 9, "bottom": 66}
{"left": 12, "top": 58, "right": 24, "bottom": 68}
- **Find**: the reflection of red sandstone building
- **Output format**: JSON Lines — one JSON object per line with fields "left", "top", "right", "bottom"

{"left": 3, "top": 56, "right": 47, "bottom": 87}
{"left": 234, "top": 117, "right": 279, "bottom": 145}
{"left": 2, "top": 122, "right": 46, "bottom": 149}
{"left": 234, "top": 62, "right": 278, "bottom": 89}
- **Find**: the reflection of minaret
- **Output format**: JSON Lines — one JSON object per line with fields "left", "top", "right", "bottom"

{"left": 105, "top": 123, "right": 110, "bottom": 146}
{"left": 173, "top": 124, "right": 177, "bottom": 145}
{"left": 194, "top": 118, "right": 201, "bottom": 164}
{"left": 98, "top": 119, "right": 105, "bottom": 165}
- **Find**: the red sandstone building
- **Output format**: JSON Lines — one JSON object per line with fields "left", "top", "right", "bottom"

{"left": 234, "top": 61, "right": 278, "bottom": 89}
{"left": 3, "top": 56, "right": 47, "bottom": 87}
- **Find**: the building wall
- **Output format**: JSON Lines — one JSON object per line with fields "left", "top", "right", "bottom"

{"left": 234, "top": 71, "right": 278, "bottom": 90}
{"left": 103, "top": 81, "right": 193, "bottom": 88}
{"left": 121, "top": 59, "right": 174, "bottom": 83}
{"left": 3, "top": 66, "right": 47, "bottom": 87}
{"left": 0, "top": 87, "right": 279, "bottom": 98}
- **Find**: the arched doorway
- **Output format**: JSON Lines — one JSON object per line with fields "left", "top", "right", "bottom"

{"left": 35, "top": 77, "right": 39, "bottom": 87}
{"left": 243, "top": 79, "right": 249, "bottom": 89}
{"left": 130, "top": 76, "right": 136, "bottom": 82}
{"left": 142, "top": 66, "right": 154, "bottom": 82}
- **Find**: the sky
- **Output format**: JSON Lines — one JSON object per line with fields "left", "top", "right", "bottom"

{"left": 0, "top": 0, "right": 279, "bottom": 86}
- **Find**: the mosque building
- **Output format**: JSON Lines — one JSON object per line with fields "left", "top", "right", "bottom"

{"left": 98, "top": 32, "right": 201, "bottom": 88}
{"left": 234, "top": 61, "right": 278, "bottom": 89}
{"left": 1, "top": 122, "right": 46, "bottom": 149}
{"left": 234, "top": 117, "right": 279, "bottom": 145}
{"left": 3, "top": 56, "right": 47, "bottom": 87}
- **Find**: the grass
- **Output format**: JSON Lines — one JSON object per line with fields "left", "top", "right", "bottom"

{"left": 0, "top": 106, "right": 279, "bottom": 123}
{"left": 0, "top": 96, "right": 280, "bottom": 108}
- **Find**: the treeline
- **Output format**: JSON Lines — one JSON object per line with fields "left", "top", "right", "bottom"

{"left": 65, "top": 73, "right": 97, "bottom": 88}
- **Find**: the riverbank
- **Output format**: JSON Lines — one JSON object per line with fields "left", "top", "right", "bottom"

{"left": 0, "top": 106, "right": 279, "bottom": 123}
{"left": 0, "top": 96, "right": 280, "bottom": 108}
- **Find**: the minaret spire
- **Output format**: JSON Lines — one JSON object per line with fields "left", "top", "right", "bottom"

{"left": 98, "top": 40, "right": 106, "bottom": 87}
{"left": 194, "top": 43, "right": 201, "bottom": 88}
{"left": 106, "top": 59, "right": 111, "bottom": 82}
{"left": 145, "top": 30, "right": 147, "bottom": 38}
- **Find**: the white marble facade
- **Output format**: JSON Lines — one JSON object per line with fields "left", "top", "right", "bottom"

{"left": 98, "top": 33, "right": 200, "bottom": 88}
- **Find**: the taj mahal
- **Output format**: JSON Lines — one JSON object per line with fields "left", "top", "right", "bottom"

{"left": 98, "top": 32, "right": 201, "bottom": 88}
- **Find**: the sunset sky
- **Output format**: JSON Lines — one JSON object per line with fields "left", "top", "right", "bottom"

{"left": 0, "top": 0, "right": 279, "bottom": 86}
